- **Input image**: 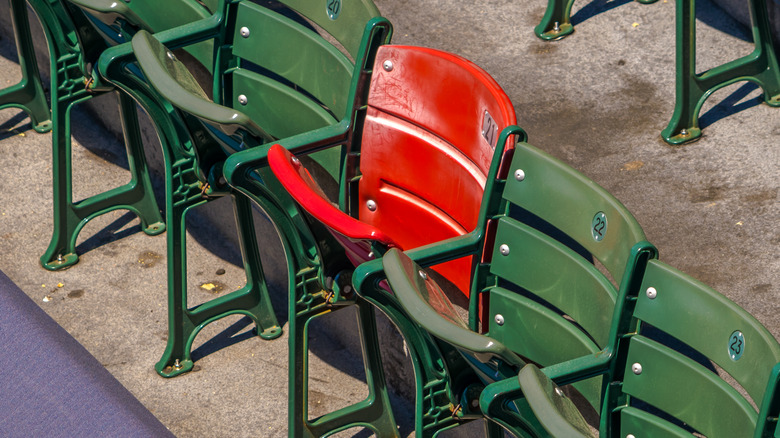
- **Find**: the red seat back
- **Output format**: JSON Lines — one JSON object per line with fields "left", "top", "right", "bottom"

{"left": 356, "top": 45, "right": 516, "bottom": 296}
{"left": 268, "top": 45, "right": 516, "bottom": 298}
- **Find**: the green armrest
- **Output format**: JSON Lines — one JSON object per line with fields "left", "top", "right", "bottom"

{"left": 382, "top": 248, "right": 524, "bottom": 368}
{"left": 131, "top": 29, "right": 272, "bottom": 142}
{"left": 516, "top": 364, "right": 594, "bottom": 438}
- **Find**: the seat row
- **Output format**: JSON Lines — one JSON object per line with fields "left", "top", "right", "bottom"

{"left": 1, "top": 0, "right": 778, "bottom": 436}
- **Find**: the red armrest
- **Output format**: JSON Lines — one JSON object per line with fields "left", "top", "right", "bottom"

{"left": 267, "top": 144, "right": 400, "bottom": 249}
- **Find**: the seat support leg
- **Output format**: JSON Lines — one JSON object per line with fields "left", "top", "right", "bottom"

{"left": 41, "top": 91, "right": 165, "bottom": 270}
{"left": 662, "top": 0, "right": 780, "bottom": 144}
{"left": 535, "top": 0, "right": 658, "bottom": 41}
{"left": 155, "top": 187, "right": 282, "bottom": 377}
{"left": 0, "top": 0, "right": 51, "bottom": 133}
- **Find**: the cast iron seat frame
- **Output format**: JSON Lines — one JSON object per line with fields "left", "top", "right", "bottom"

{"left": 262, "top": 44, "right": 524, "bottom": 436}
{"left": 101, "top": 0, "right": 398, "bottom": 434}
{"left": 533, "top": 0, "right": 780, "bottom": 144}
{"left": 88, "top": 0, "right": 295, "bottom": 378}
{"left": 92, "top": 0, "right": 388, "bottom": 379}
{"left": 478, "top": 255, "right": 780, "bottom": 438}
{"left": 352, "top": 127, "right": 653, "bottom": 434}
{"left": 120, "top": 0, "right": 388, "bottom": 383}
{"left": 199, "top": 15, "right": 397, "bottom": 436}
{"left": 0, "top": 0, "right": 196, "bottom": 272}
{"left": 661, "top": 0, "right": 780, "bottom": 144}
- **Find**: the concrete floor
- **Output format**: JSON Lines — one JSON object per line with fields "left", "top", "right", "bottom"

{"left": 0, "top": 0, "right": 777, "bottom": 436}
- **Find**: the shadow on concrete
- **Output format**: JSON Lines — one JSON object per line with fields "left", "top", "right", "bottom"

{"left": 571, "top": 0, "right": 753, "bottom": 42}
{"left": 191, "top": 316, "right": 257, "bottom": 361}
{"left": 571, "top": 0, "right": 634, "bottom": 27}
{"left": 76, "top": 211, "right": 145, "bottom": 254}
{"left": 699, "top": 81, "right": 763, "bottom": 129}
{"left": 0, "top": 112, "right": 33, "bottom": 140}
{"left": 696, "top": 0, "right": 753, "bottom": 42}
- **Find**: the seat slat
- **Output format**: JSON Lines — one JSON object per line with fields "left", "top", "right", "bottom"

{"left": 232, "top": 2, "right": 353, "bottom": 119}
{"left": 70, "top": 0, "right": 215, "bottom": 71}
{"left": 367, "top": 45, "right": 516, "bottom": 176}
{"left": 359, "top": 108, "right": 486, "bottom": 236}
{"left": 276, "top": 0, "right": 381, "bottom": 59}
{"left": 230, "top": 69, "right": 337, "bottom": 139}
{"left": 623, "top": 336, "right": 758, "bottom": 438}
{"left": 489, "top": 287, "right": 603, "bottom": 408}
{"left": 619, "top": 407, "right": 694, "bottom": 438}
{"left": 636, "top": 259, "right": 780, "bottom": 404}
{"left": 490, "top": 218, "right": 617, "bottom": 347}
{"left": 502, "top": 143, "right": 646, "bottom": 282}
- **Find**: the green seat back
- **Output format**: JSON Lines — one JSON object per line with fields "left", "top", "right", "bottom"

{"left": 502, "top": 143, "right": 646, "bottom": 283}
{"left": 621, "top": 336, "right": 757, "bottom": 438}
{"left": 486, "top": 218, "right": 617, "bottom": 408}
{"left": 132, "top": 0, "right": 379, "bottom": 184}
{"left": 485, "top": 142, "right": 646, "bottom": 408}
{"left": 488, "top": 218, "right": 617, "bottom": 348}
{"left": 276, "top": 0, "right": 381, "bottom": 59}
{"left": 229, "top": 2, "right": 353, "bottom": 124}
{"left": 505, "top": 259, "right": 780, "bottom": 438}
{"left": 636, "top": 260, "right": 780, "bottom": 403}
{"left": 69, "top": 0, "right": 215, "bottom": 72}
{"left": 224, "top": 0, "right": 382, "bottom": 180}
{"left": 613, "top": 259, "right": 780, "bottom": 437}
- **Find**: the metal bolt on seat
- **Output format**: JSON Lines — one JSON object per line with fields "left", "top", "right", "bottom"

{"left": 646, "top": 287, "right": 657, "bottom": 299}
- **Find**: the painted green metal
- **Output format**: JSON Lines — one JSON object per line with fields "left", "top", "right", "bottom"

{"left": 501, "top": 143, "right": 647, "bottom": 284}
{"left": 278, "top": 0, "right": 380, "bottom": 57}
{"left": 353, "top": 132, "right": 658, "bottom": 435}
{"left": 351, "top": 248, "right": 490, "bottom": 436}
{"left": 230, "top": 3, "right": 353, "bottom": 119}
{"left": 222, "top": 14, "right": 398, "bottom": 434}
{"left": 481, "top": 255, "right": 780, "bottom": 438}
{"left": 40, "top": 0, "right": 220, "bottom": 272}
{"left": 623, "top": 337, "right": 757, "bottom": 436}
{"left": 69, "top": 0, "right": 215, "bottom": 72}
{"left": 634, "top": 260, "right": 780, "bottom": 404}
{"left": 383, "top": 249, "right": 525, "bottom": 370}
{"left": 516, "top": 364, "right": 593, "bottom": 438}
{"left": 486, "top": 140, "right": 649, "bottom": 410}
{"left": 0, "top": 0, "right": 51, "bottom": 133}
{"left": 535, "top": 0, "right": 657, "bottom": 41}
{"left": 0, "top": 0, "right": 169, "bottom": 272}
{"left": 661, "top": 0, "right": 780, "bottom": 144}
{"left": 617, "top": 407, "right": 693, "bottom": 437}
{"left": 488, "top": 219, "right": 617, "bottom": 347}
{"left": 41, "top": 88, "right": 165, "bottom": 271}
{"left": 131, "top": 30, "right": 272, "bottom": 141}
{"left": 229, "top": 69, "right": 336, "bottom": 139}
{"left": 227, "top": 161, "right": 401, "bottom": 437}
{"left": 94, "top": 2, "right": 285, "bottom": 379}
{"left": 100, "top": 0, "right": 397, "bottom": 433}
